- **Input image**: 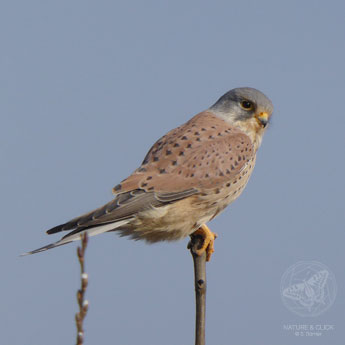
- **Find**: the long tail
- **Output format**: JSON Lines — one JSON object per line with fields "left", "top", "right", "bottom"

{"left": 21, "top": 219, "right": 132, "bottom": 255}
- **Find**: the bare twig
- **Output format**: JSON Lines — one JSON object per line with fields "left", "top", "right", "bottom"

{"left": 75, "top": 233, "right": 89, "bottom": 345}
{"left": 188, "top": 235, "right": 207, "bottom": 345}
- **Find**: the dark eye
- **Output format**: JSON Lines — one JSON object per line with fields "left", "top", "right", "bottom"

{"left": 240, "top": 100, "right": 254, "bottom": 110}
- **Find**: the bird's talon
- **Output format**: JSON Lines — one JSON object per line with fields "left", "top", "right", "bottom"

{"left": 191, "top": 224, "right": 217, "bottom": 262}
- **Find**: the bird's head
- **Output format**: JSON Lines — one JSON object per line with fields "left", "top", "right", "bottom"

{"left": 209, "top": 87, "right": 273, "bottom": 148}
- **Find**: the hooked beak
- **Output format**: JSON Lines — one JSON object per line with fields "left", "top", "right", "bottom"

{"left": 255, "top": 112, "right": 269, "bottom": 128}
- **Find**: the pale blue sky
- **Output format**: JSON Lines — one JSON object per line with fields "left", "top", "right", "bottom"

{"left": 1, "top": 1, "right": 345, "bottom": 344}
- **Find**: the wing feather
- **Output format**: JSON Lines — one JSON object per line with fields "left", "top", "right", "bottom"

{"left": 117, "top": 111, "right": 255, "bottom": 193}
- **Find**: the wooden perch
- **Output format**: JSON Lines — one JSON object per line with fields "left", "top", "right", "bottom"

{"left": 188, "top": 235, "right": 207, "bottom": 345}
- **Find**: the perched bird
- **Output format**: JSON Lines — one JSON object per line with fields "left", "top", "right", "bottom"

{"left": 25, "top": 87, "right": 273, "bottom": 260}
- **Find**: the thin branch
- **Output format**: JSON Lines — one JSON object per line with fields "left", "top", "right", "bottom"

{"left": 75, "top": 233, "right": 89, "bottom": 345}
{"left": 188, "top": 235, "right": 207, "bottom": 345}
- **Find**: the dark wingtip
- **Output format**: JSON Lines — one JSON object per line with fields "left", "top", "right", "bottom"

{"left": 46, "top": 223, "right": 65, "bottom": 235}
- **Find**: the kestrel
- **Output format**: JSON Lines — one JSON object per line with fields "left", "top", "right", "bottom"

{"left": 26, "top": 87, "right": 273, "bottom": 260}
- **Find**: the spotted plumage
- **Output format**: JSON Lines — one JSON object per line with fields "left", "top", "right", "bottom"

{"left": 25, "top": 87, "right": 273, "bottom": 256}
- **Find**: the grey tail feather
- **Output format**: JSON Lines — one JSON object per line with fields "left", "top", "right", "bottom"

{"left": 21, "top": 218, "right": 133, "bottom": 256}
{"left": 21, "top": 240, "right": 72, "bottom": 256}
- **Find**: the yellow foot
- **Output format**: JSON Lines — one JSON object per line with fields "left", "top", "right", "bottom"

{"left": 191, "top": 224, "right": 217, "bottom": 262}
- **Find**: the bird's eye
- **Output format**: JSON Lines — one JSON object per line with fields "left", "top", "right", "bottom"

{"left": 240, "top": 100, "right": 254, "bottom": 110}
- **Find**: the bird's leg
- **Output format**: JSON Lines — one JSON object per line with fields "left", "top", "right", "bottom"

{"left": 190, "top": 224, "right": 217, "bottom": 262}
